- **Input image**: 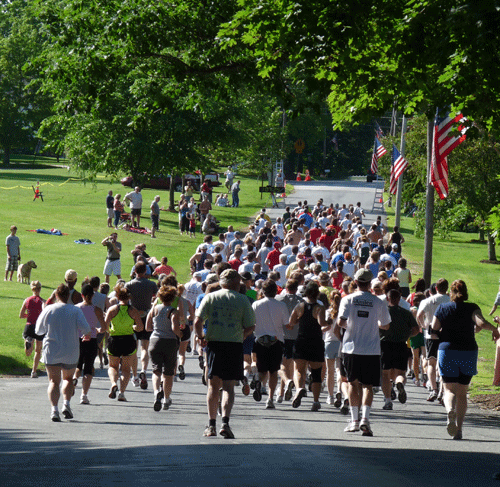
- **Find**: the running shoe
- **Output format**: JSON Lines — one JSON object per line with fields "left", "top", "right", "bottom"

{"left": 390, "top": 385, "right": 397, "bottom": 401}
{"left": 360, "top": 418, "right": 373, "bottom": 437}
{"left": 326, "top": 395, "right": 334, "bottom": 405}
{"left": 266, "top": 398, "right": 275, "bottom": 409}
{"left": 453, "top": 430, "right": 463, "bottom": 441}
{"left": 202, "top": 368, "right": 207, "bottom": 386}
{"left": 253, "top": 380, "right": 262, "bottom": 402}
{"left": 198, "top": 355, "right": 204, "bottom": 370}
{"left": 414, "top": 380, "right": 421, "bottom": 387}
{"left": 334, "top": 391, "right": 342, "bottom": 408}
{"left": 162, "top": 398, "right": 172, "bottom": 410}
{"left": 139, "top": 372, "right": 148, "bottom": 390}
{"left": 31, "top": 371, "right": 38, "bottom": 379}
{"left": 80, "top": 395, "right": 90, "bottom": 405}
{"left": 241, "top": 377, "right": 250, "bottom": 396}
{"left": 284, "top": 380, "right": 294, "bottom": 401}
{"left": 427, "top": 390, "right": 438, "bottom": 402}
{"left": 117, "top": 392, "right": 127, "bottom": 402}
{"left": 109, "top": 384, "right": 118, "bottom": 399}
{"left": 25, "top": 337, "right": 33, "bottom": 351}
{"left": 276, "top": 395, "right": 283, "bottom": 404}
{"left": 51, "top": 411, "right": 61, "bottom": 422}
{"left": 372, "top": 387, "right": 380, "bottom": 394}
{"left": 154, "top": 390, "right": 164, "bottom": 411}
{"left": 132, "top": 377, "right": 140, "bottom": 387}
{"left": 186, "top": 343, "right": 192, "bottom": 353}
{"left": 340, "top": 398, "right": 349, "bottom": 415}
{"left": 219, "top": 423, "right": 235, "bottom": 439}
{"left": 447, "top": 410, "right": 458, "bottom": 437}
{"left": 292, "top": 388, "right": 307, "bottom": 409}
{"left": 261, "top": 385, "right": 268, "bottom": 396}
{"left": 62, "top": 405, "right": 73, "bottom": 419}
{"left": 103, "top": 353, "right": 109, "bottom": 366}
{"left": 382, "top": 401, "right": 393, "bottom": 410}
{"left": 396, "top": 382, "right": 407, "bottom": 404}
{"left": 250, "top": 375, "right": 256, "bottom": 390}
{"left": 344, "top": 421, "right": 360, "bottom": 432}
{"left": 178, "top": 365, "right": 186, "bottom": 381}
{"left": 203, "top": 425, "right": 217, "bottom": 437}
{"left": 311, "top": 401, "right": 321, "bottom": 412}
{"left": 192, "top": 349, "right": 199, "bottom": 356}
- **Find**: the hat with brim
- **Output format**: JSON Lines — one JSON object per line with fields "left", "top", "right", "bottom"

{"left": 354, "top": 268, "right": 373, "bottom": 283}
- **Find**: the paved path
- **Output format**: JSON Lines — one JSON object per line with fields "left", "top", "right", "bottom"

{"left": 2, "top": 181, "right": 500, "bottom": 486}
{"left": 1, "top": 356, "right": 499, "bottom": 487}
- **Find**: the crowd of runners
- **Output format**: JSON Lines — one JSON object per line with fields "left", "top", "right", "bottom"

{"left": 17, "top": 196, "right": 500, "bottom": 440}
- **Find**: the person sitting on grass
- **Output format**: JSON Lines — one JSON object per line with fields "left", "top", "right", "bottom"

{"left": 153, "top": 257, "right": 177, "bottom": 279}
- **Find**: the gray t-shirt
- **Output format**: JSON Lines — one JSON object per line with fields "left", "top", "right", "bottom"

{"left": 125, "top": 277, "right": 158, "bottom": 313}
{"left": 276, "top": 293, "right": 303, "bottom": 340}
{"left": 106, "top": 241, "right": 121, "bottom": 261}
{"left": 150, "top": 201, "right": 159, "bottom": 216}
{"left": 6, "top": 235, "right": 20, "bottom": 258}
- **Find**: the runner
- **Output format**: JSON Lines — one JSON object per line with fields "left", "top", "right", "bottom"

{"left": 194, "top": 269, "right": 255, "bottom": 439}
{"left": 337, "top": 269, "right": 391, "bottom": 436}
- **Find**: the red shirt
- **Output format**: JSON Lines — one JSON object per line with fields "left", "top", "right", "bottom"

{"left": 25, "top": 295, "right": 44, "bottom": 325}
{"left": 229, "top": 258, "right": 242, "bottom": 271}
{"left": 266, "top": 249, "right": 281, "bottom": 270}
{"left": 309, "top": 227, "right": 323, "bottom": 245}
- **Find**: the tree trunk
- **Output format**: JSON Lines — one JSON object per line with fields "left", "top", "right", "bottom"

{"left": 479, "top": 228, "right": 485, "bottom": 242}
{"left": 2, "top": 145, "right": 10, "bottom": 166}
{"left": 487, "top": 230, "right": 497, "bottom": 261}
{"left": 169, "top": 175, "right": 176, "bottom": 211}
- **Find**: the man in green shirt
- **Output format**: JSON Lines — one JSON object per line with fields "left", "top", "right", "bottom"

{"left": 194, "top": 269, "right": 255, "bottom": 439}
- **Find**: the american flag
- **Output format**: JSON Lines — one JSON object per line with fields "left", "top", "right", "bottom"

{"left": 431, "top": 109, "right": 468, "bottom": 199}
{"left": 375, "top": 121, "right": 384, "bottom": 139}
{"left": 370, "top": 137, "right": 387, "bottom": 174}
{"left": 389, "top": 144, "right": 408, "bottom": 194}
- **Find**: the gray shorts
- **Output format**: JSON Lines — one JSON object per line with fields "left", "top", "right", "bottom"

{"left": 325, "top": 341, "right": 341, "bottom": 360}
{"left": 104, "top": 259, "right": 121, "bottom": 276}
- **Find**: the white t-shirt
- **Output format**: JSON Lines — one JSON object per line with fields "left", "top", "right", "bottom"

{"left": 35, "top": 303, "right": 90, "bottom": 365}
{"left": 125, "top": 191, "right": 142, "bottom": 209}
{"left": 339, "top": 290, "right": 391, "bottom": 355}
{"left": 418, "top": 293, "right": 450, "bottom": 338}
{"left": 252, "top": 297, "right": 290, "bottom": 343}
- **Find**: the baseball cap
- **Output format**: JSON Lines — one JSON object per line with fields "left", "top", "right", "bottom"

{"left": 354, "top": 268, "right": 373, "bottom": 283}
{"left": 205, "top": 274, "right": 219, "bottom": 284}
{"left": 220, "top": 269, "right": 240, "bottom": 284}
{"left": 391, "top": 243, "right": 398, "bottom": 249}
{"left": 65, "top": 269, "right": 77, "bottom": 282}
{"left": 240, "top": 271, "right": 254, "bottom": 281}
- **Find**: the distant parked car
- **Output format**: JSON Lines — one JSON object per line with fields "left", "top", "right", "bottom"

{"left": 120, "top": 172, "right": 220, "bottom": 192}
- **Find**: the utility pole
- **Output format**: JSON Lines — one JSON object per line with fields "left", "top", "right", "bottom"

{"left": 423, "top": 118, "right": 434, "bottom": 287}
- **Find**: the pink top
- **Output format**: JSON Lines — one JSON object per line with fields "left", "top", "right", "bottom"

{"left": 153, "top": 265, "right": 174, "bottom": 276}
{"left": 76, "top": 303, "right": 99, "bottom": 340}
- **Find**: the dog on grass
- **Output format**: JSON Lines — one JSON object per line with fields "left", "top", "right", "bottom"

{"left": 17, "top": 261, "right": 37, "bottom": 284}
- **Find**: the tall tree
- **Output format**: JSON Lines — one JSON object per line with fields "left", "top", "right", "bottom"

{"left": 0, "top": 0, "right": 51, "bottom": 164}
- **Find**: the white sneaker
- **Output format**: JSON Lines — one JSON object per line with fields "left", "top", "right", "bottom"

{"left": 326, "top": 395, "right": 334, "bottom": 405}
{"left": 265, "top": 398, "right": 275, "bottom": 409}
{"left": 163, "top": 398, "right": 172, "bottom": 410}
{"left": 132, "top": 377, "right": 140, "bottom": 387}
{"left": 80, "top": 394, "right": 90, "bottom": 405}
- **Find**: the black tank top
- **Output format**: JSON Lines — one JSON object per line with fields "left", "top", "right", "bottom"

{"left": 297, "top": 302, "right": 322, "bottom": 342}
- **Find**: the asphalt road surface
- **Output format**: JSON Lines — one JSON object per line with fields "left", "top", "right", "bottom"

{"left": 2, "top": 181, "right": 499, "bottom": 487}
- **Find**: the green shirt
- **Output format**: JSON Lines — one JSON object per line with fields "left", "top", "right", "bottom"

{"left": 196, "top": 288, "right": 255, "bottom": 343}
{"left": 382, "top": 305, "right": 417, "bottom": 343}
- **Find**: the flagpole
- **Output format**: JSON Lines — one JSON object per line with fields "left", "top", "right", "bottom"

{"left": 395, "top": 115, "right": 407, "bottom": 228}
{"left": 423, "top": 118, "right": 435, "bottom": 287}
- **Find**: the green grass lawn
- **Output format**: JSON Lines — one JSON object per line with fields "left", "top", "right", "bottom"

{"left": 0, "top": 156, "right": 289, "bottom": 374}
{"left": 385, "top": 202, "right": 500, "bottom": 397}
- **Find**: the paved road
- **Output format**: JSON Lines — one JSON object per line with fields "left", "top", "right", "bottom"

{"left": 1, "top": 356, "right": 499, "bottom": 487}
{"left": 262, "top": 180, "right": 386, "bottom": 226}
{"left": 2, "top": 181, "right": 500, "bottom": 486}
